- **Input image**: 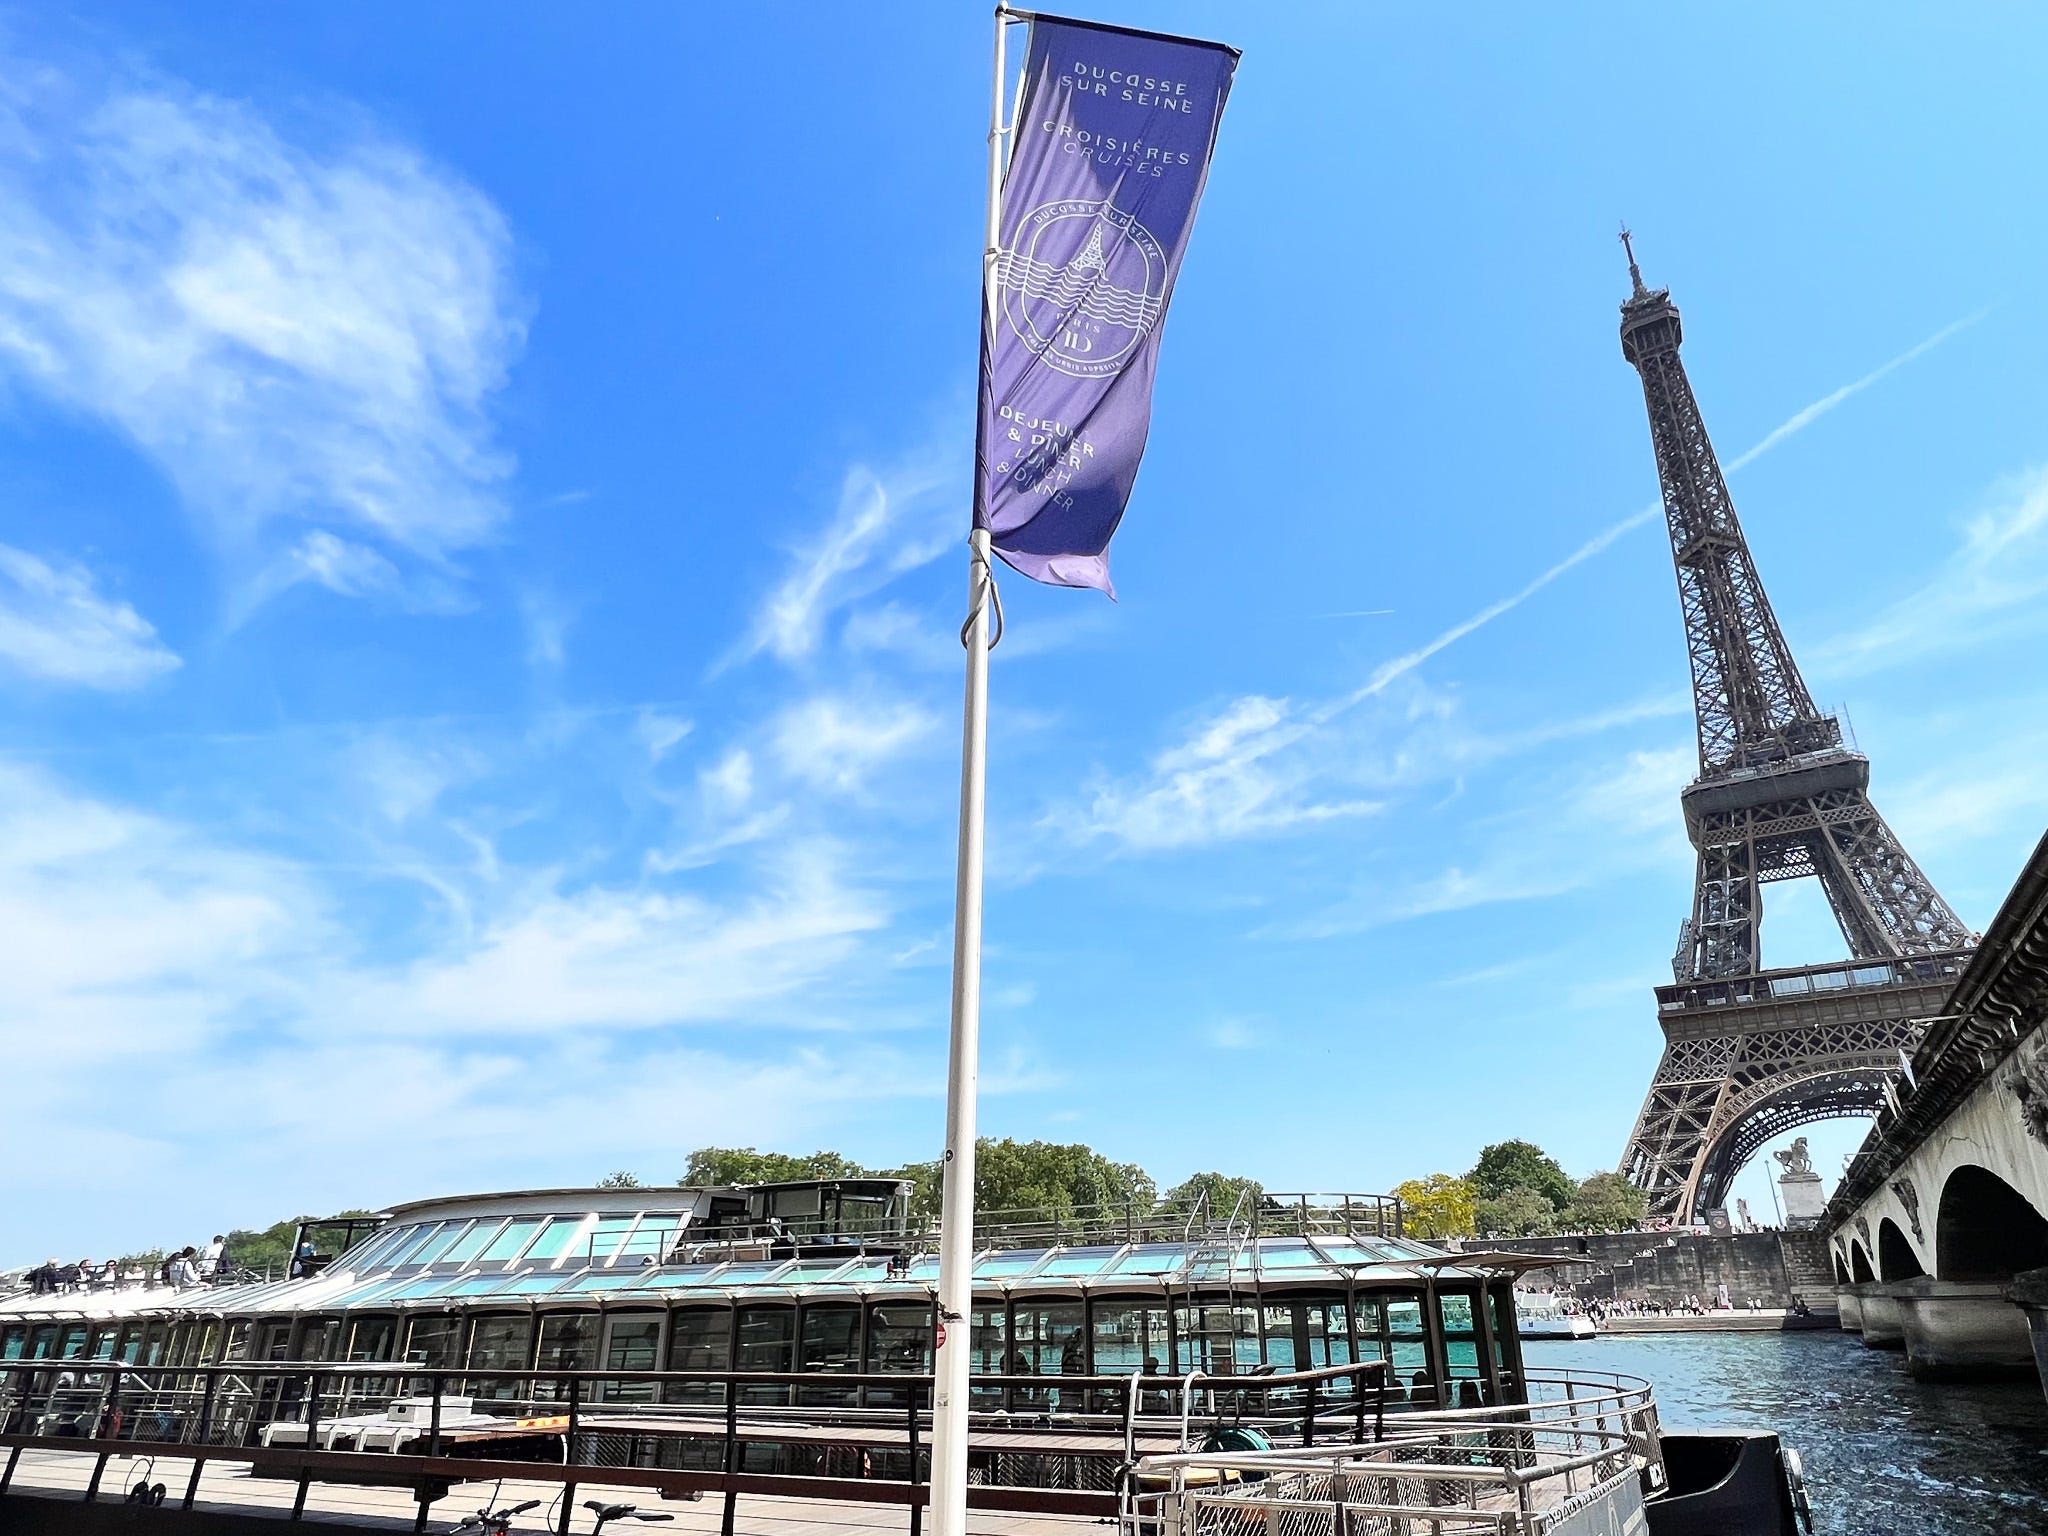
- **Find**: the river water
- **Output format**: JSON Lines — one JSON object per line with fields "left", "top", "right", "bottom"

{"left": 1528, "top": 1331, "right": 2048, "bottom": 1534}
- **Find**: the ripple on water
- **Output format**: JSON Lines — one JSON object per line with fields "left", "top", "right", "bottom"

{"left": 1527, "top": 1330, "right": 2048, "bottom": 1536}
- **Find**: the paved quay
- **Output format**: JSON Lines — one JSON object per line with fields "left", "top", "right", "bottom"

{"left": 1591, "top": 1310, "right": 1840, "bottom": 1335}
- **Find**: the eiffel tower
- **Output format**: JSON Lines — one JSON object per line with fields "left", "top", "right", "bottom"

{"left": 1613, "top": 233, "right": 1976, "bottom": 1223}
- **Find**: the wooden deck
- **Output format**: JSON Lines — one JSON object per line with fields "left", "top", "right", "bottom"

{"left": 0, "top": 1448, "right": 1099, "bottom": 1535}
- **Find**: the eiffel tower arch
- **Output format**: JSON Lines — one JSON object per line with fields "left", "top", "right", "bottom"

{"left": 1612, "top": 234, "right": 1977, "bottom": 1223}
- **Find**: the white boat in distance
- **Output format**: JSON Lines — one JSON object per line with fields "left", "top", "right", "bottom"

{"left": 1516, "top": 1287, "right": 1598, "bottom": 1339}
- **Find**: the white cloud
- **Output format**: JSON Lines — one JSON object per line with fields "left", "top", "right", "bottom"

{"left": 1271, "top": 743, "right": 1694, "bottom": 939}
{"left": 0, "top": 756, "right": 934, "bottom": 1253}
{"left": 0, "top": 54, "right": 524, "bottom": 604}
{"left": 1074, "top": 694, "right": 1379, "bottom": 852}
{"left": 1816, "top": 464, "right": 2048, "bottom": 678}
{"left": 770, "top": 694, "right": 937, "bottom": 794}
{"left": 729, "top": 451, "right": 957, "bottom": 670}
{"left": 0, "top": 542, "right": 178, "bottom": 688}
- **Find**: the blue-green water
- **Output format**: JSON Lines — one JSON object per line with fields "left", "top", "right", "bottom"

{"left": 1529, "top": 1331, "right": 2048, "bottom": 1535}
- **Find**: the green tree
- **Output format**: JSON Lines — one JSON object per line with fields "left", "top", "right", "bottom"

{"left": 1162, "top": 1171, "right": 1264, "bottom": 1222}
{"left": 678, "top": 1147, "right": 871, "bottom": 1186}
{"left": 1392, "top": 1174, "right": 1476, "bottom": 1239}
{"left": 1567, "top": 1172, "right": 1649, "bottom": 1233}
{"left": 893, "top": 1140, "right": 1158, "bottom": 1233}
{"left": 598, "top": 1171, "right": 644, "bottom": 1188}
{"left": 1475, "top": 1186, "right": 1559, "bottom": 1238}
{"left": 1468, "top": 1141, "right": 1573, "bottom": 1212}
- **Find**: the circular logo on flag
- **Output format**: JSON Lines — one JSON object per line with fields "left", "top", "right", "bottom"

{"left": 998, "top": 199, "right": 1167, "bottom": 379}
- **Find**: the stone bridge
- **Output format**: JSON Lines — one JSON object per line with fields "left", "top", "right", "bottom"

{"left": 1825, "top": 825, "right": 2048, "bottom": 1389}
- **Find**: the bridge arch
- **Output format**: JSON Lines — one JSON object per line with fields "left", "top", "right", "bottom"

{"left": 1934, "top": 1164, "right": 2048, "bottom": 1282}
{"left": 1831, "top": 1250, "right": 1850, "bottom": 1285}
{"left": 1876, "top": 1217, "right": 1925, "bottom": 1281}
{"left": 1690, "top": 1071, "right": 1881, "bottom": 1215}
{"left": 1849, "top": 1240, "right": 1875, "bottom": 1284}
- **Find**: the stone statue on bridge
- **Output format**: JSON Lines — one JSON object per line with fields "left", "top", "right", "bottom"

{"left": 1773, "top": 1137, "right": 1824, "bottom": 1227}
{"left": 1774, "top": 1137, "right": 1815, "bottom": 1178}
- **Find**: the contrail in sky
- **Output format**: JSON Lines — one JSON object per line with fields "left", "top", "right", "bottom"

{"left": 1316, "top": 308, "right": 1987, "bottom": 725}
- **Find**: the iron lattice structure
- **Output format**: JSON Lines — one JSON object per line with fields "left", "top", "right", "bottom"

{"left": 1613, "top": 235, "right": 1976, "bottom": 1221}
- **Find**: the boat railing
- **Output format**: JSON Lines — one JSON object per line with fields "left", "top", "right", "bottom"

{"left": 1133, "top": 1423, "right": 1644, "bottom": 1536}
{"left": 0, "top": 1359, "right": 1657, "bottom": 1531}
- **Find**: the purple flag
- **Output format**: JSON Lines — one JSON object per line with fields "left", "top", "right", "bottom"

{"left": 975, "top": 16, "right": 1237, "bottom": 596}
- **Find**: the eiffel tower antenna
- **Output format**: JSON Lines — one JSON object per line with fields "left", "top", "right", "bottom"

{"left": 1614, "top": 235, "right": 1977, "bottom": 1222}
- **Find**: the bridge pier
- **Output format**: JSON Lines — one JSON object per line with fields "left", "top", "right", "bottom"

{"left": 1853, "top": 1285, "right": 1904, "bottom": 1349}
{"left": 2002, "top": 1268, "right": 2048, "bottom": 1401}
{"left": 1890, "top": 1278, "right": 2034, "bottom": 1381}
{"left": 1835, "top": 1286, "right": 1863, "bottom": 1333}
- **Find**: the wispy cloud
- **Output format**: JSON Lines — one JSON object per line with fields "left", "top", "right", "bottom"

{"left": 1071, "top": 313, "right": 1976, "bottom": 858}
{"left": 1815, "top": 462, "right": 2048, "bottom": 678}
{"left": 0, "top": 51, "right": 525, "bottom": 608}
{"left": 729, "top": 452, "right": 956, "bottom": 669}
{"left": 0, "top": 543, "right": 179, "bottom": 689}
{"left": 769, "top": 693, "right": 938, "bottom": 795}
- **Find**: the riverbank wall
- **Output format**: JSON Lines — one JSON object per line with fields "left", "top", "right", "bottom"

{"left": 1454, "top": 1230, "right": 1838, "bottom": 1313}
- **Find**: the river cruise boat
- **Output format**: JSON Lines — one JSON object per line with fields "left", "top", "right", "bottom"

{"left": 0, "top": 1180, "right": 1811, "bottom": 1534}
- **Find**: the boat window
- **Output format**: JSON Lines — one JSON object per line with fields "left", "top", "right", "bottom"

{"left": 403, "top": 1315, "right": 464, "bottom": 1370}
{"left": 1438, "top": 1293, "right": 1483, "bottom": 1400}
{"left": 499, "top": 1272, "right": 577, "bottom": 1296}
{"left": 222, "top": 1322, "right": 252, "bottom": 1363}
{"left": 481, "top": 1218, "right": 546, "bottom": 1264}
{"left": 965, "top": 1306, "right": 1007, "bottom": 1410}
{"left": 410, "top": 1222, "right": 475, "bottom": 1267}
{"left": 838, "top": 1191, "right": 897, "bottom": 1235}
{"left": 346, "top": 1317, "right": 398, "bottom": 1363}
{"left": 1350, "top": 1297, "right": 1389, "bottom": 1367}
{"left": 444, "top": 1218, "right": 509, "bottom": 1267}
{"left": 1107, "top": 1245, "right": 1187, "bottom": 1275}
{"left": 1013, "top": 1299, "right": 1087, "bottom": 1409}
{"left": 972, "top": 1252, "right": 1050, "bottom": 1278}
{"left": 447, "top": 1275, "right": 519, "bottom": 1297}
{"left": 195, "top": 1322, "right": 223, "bottom": 1366}
{"left": 734, "top": 1305, "right": 794, "bottom": 1405}
{"left": 325, "top": 1276, "right": 421, "bottom": 1308}
{"left": 523, "top": 1216, "right": 590, "bottom": 1264}
{"left": 616, "top": 1215, "right": 686, "bottom": 1265}
{"left": 294, "top": 1320, "right": 341, "bottom": 1362}
{"left": 708, "top": 1261, "right": 792, "bottom": 1284}
{"left": 339, "top": 1226, "right": 412, "bottom": 1273}
{"left": 600, "top": 1312, "right": 664, "bottom": 1403}
{"left": 89, "top": 1327, "right": 118, "bottom": 1362}
{"left": 0, "top": 1326, "right": 23, "bottom": 1361}
{"left": 1089, "top": 1300, "right": 1171, "bottom": 1378}
{"left": 532, "top": 1312, "right": 597, "bottom": 1401}
{"left": 165, "top": 1323, "right": 196, "bottom": 1368}
{"left": 466, "top": 1315, "right": 534, "bottom": 1400}
{"left": 665, "top": 1307, "right": 732, "bottom": 1404}
{"left": 866, "top": 1303, "right": 932, "bottom": 1374}
{"left": 1036, "top": 1246, "right": 1126, "bottom": 1277}
{"left": 26, "top": 1325, "right": 57, "bottom": 1360}
{"left": 560, "top": 1269, "right": 661, "bottom": 1294}
{"left": 1386, "top": 1295, "right": 1431, "bottom": 1403}
{"left": 391, "top": 1276, "right": 465, "bottom": 1301}
{"left": 580, "top": 1214, "right": 637, "bottom": 1265}
{"left": 1262, "top": 1298, "right": 1355, "bottom": 1389}
{"left": 1488, "top": 1289, "right": 1518, "bottom": 1376}
{"left": 798, "top": 1304, "right": 860, "bottom": 1405}
{"left": 137, "top": 1323, "right": 166, "bottom": 1365}
{"left": 384, "top": 1223, "right": 450, "bottom": 1267}
{"left": 1173, "top": 1302, "right": 1259, "bottom": 1377}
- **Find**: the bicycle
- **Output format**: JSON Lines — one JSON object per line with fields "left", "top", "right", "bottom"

{"left": 583, "top": 1500, "right": 675, "bottom": 1532}
{"left": 447, "top": 1498, "right": 540, "bottom": 1533}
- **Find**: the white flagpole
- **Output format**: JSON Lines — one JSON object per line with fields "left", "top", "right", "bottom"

{"left": 929, "top": 7, "right": 1013, "bottom": 1536}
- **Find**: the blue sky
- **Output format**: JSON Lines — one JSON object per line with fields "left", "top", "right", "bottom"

{"left": 5, "top": 3, "right": 2048, "bottom": 1259}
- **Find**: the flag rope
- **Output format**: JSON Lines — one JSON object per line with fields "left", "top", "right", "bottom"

{"left": 959, "top": 539, "right": 1005, "bottom": 651}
